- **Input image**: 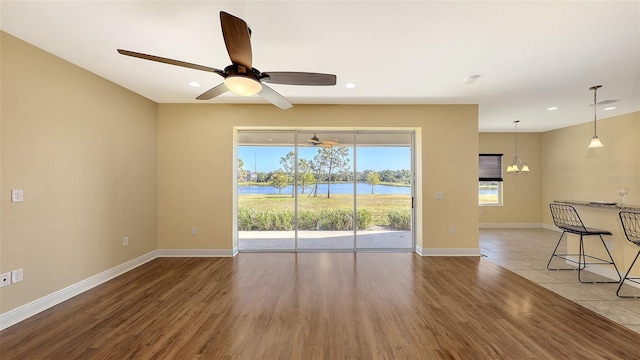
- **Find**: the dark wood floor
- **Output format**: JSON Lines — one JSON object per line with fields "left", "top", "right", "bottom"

{"left": 2, "top": 253, "right": 640, "bottom": 359}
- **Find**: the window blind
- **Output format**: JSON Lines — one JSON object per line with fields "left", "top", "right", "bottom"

{"left": 479, "top": 154, "right": 503, "bottom": 181}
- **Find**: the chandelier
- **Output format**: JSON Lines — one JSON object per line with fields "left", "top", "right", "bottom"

{"left": 506, "top": 120, "right": 530, "bottom": 174}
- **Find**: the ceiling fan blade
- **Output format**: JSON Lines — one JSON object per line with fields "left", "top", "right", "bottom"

{"left": 117, "top": 49, "right": 225, "bottom": 76}
{"left": 258, "top": 84, "right": 293, "bottom": 109}
{"left": 196, "top": 83, "right": 229, "bottom": 100}
{"left": 262, "top": 72, "right": 337, "bottom": 86}
{"left": 321, "top": 140, "right": 339, "bottom": 145}
{"left": 220, "top": 11, "right": 252, "bottom": 70}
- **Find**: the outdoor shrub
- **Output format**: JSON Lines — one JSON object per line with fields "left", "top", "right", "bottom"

{"left": 298, "top": 210, "right": 322, "bottom": 230}
{"left": 357, "top": 209, "right": 373, "bottom": 230}
{"left": 237, "top": 208, "right": 254, "bottom": 230}
{"left": 237, "top": 208, "right": 294, "bottom": 231}
{"left": 388, "top": 209, "right": 411, "bottom": 230}
{"left": 318, "top": 209, "right": 352, "bottom": 230}
{"left": 239, "top": 208, "right": 374, "bottom": 231}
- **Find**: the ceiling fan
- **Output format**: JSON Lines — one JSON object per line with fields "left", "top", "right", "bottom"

{"left": 117, "top": 11, "right": 337, "bottom": 109}
{"left": 307, "top": 133, "right": 339, "bottom": 148}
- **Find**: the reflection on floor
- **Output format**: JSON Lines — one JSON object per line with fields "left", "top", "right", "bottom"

{"left": 238, "top": 230, "right": 412, "bottom": 250}
{"left": 480, "top": 228, "right": 640, "bottom": 333}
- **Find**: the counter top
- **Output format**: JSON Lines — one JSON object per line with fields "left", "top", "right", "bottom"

{"left": 554, "top": 200, "right": 640, "bottom": 212}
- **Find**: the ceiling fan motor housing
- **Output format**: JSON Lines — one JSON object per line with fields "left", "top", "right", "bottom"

{"left": 224, "top": 64, "right": 263, "bottom": 80}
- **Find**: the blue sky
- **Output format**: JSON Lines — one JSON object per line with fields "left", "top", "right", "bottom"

{"left": 238, "top": 146, "right": 410, "bottom": 172}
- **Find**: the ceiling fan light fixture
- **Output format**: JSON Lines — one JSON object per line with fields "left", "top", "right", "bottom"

{"left": 224, "top": 75, "right": 262, "bottom": 96}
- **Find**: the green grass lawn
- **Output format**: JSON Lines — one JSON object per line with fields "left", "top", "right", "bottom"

{"left": 238, "top": 194, "right": 411, "bottom": 227}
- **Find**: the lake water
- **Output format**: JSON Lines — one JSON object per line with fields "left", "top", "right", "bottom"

{"left": 239, "top": 182, "right": 411, "bottom": 195}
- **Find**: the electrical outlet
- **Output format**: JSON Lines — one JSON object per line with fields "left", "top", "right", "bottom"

{"left": 123, "top": 237, "right": 129, "bottom": 246}
{"left": 192, "top": 227, "right": 197, "bottom": 236}
{"left": 12, "top": 268, "right": 23, "bottom": 283}
{"left": 449, "top": 227, "right": 455, "bottom": 235}
{"left": 436, "top": 191, "right": 444, "bottom": 200}
{"left": 0, "top": 272, "right": 11, "bottom": 287}
{"left": 11, "top": 189, "right": 24, "bottom": 203}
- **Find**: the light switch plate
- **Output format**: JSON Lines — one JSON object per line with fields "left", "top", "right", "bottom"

{"left": 12, "top": 268, "right": 23, "bottom": 283}
{"left": 11, "top": 189, "right": 24, "bottom": 203}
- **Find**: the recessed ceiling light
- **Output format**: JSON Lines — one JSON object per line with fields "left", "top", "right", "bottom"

{"left": 187, "top": 81, "right": 201, "bottom": 88}
{"left": 603, "top": 106, "right": 617, "bottom": 111}
{"left": 547, "top": 106, "right": 558, "bottom": 111}
{"left": 345, "top": 82, "right": 357, "bottom": 89}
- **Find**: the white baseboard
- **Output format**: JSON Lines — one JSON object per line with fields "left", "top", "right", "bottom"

{"left": 156, "top": 249, "right": 237, "bottom": 257}
{"left": 419, "top": 247, "right": 481, "bottom": 256}
{"left": 479, "top": 223, "right": 543, "bottom": 229}
{"left": 0, "top": 250, "right": 158, "bottom": 331}
{"left": 415, "top": 245, "right": 423, "bottom": 255}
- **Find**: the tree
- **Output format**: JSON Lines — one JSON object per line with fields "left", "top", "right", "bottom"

{"left": 366, "top": 171, "right": 380, "bottom": 194}
{"left": 270, "top": 171, "right": 289, "bottom": 195}
{"left": 313, "top": 146, "right": 349, "bottom": 198}
{"left": 280, "top": 151, "right": 296, "bottom": 197}
{"left": 297, "top": 158, "right": 313, "bottom": 194}
{"left": 237, "top": 158, "right": 246, "bottom": 182}
{"left": 256, "top": 172, "right": 269, "bottom": 183}
{"left": 299, "top": 172, "right": 316, "bottom": 193}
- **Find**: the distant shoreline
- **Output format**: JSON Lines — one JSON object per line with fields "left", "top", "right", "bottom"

{"left": 238, "top": 181, "right": 410, "bottom": 188}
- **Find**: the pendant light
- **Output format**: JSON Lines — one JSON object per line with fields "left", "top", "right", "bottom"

{"left": 506, "top": 120, "right": 530, "bottom": 174}
{"left": 588, "top": 85, "right": 604, "bottom": 148}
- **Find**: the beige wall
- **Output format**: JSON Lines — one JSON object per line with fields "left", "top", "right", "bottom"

{"left": 479, "top": 132, "right": 543, "bottom": 225}
{"left": 157, "top": 104, "right": 480, "bottom": 252}
{"left": 1, "top": 32, "right": 158, "bottom": 312}
{"left": 541, "top": 112, "right": 640, "bottom": 226}
{"left": 0, "top": 29, "right": 480, "bottom": 316}
{"left": 540, "top": 112, "right": 640, "bottom": 279}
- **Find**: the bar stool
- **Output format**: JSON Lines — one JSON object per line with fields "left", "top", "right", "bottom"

{"left": 547, "top": 203, "right": 621, "bottom": 283}
{"left": 617, "top": 211, "right": 640, "bottom": 298}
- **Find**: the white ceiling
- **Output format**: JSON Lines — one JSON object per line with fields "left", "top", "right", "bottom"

{"left": 2, "top": 1, "right": 639, "bottom": 132}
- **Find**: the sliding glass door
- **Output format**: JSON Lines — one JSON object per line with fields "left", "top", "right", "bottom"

{"left": 237, "top": 131, "right": 296, "bottom": 251}
{"left": 237, "top": 130, "right": 414, "bottom": 252}
{"left": 355, "top": 132, "right": 413, "bottom": 250}
{"left": 297, "top": 132, "right": 355, "bottom": 250}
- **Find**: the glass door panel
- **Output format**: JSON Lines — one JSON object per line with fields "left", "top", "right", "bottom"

{"left": 237, "top": 130, "right": 296, "bottom": 251}
{"left": 355, "top": 132, "right": 413, "bottom": 250}
{"left": 296, "top": 132, "right": 355, "bottom": 250}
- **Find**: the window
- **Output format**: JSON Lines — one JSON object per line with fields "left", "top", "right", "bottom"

{"left": 479, "top": 154, "right": 503, "bottom": 206}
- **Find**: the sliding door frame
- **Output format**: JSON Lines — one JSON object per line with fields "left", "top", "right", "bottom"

{"left": 234, "top": 127, "right": 418, "bottom": 254}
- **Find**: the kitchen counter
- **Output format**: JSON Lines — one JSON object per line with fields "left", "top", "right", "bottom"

{"left": 554, "top": 200, "right": 640, "bottom": 212}
{"left": 551, "top": 200, "right": 640, "bottom": 282}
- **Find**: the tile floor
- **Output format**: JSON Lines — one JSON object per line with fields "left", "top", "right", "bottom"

{"left": 480, "top": 228, "right": 640, "bottom": 333}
